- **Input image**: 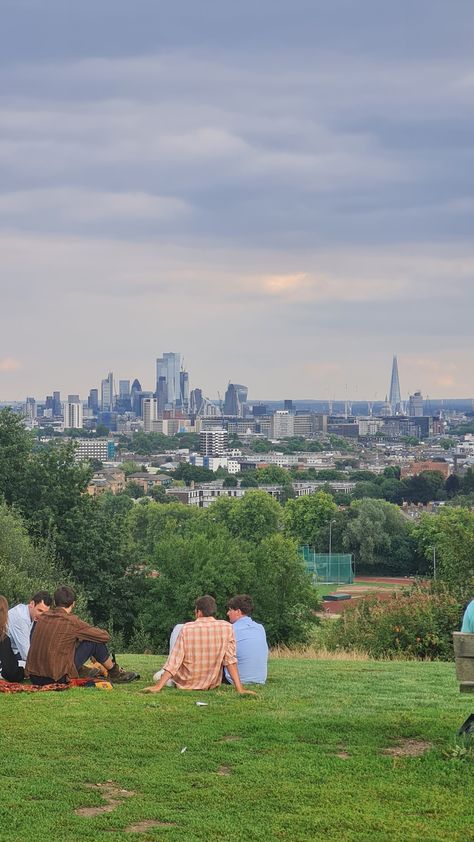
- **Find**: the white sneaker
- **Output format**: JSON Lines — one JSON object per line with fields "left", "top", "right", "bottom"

{"left": 153, "top": 668, "right": 175, "bottom": 687}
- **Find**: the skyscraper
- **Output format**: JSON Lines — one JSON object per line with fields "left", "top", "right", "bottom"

{"left": 388, "top": 356, "right": 402, "bottom": 415}
{"left": 156, "top": 353, "right": 181, "bottom": 408}
{"left": 101, "top": 372, "right": 114, "bottom": 412}
{"left": 130, "top": 379, "right": 142, "bottom": 416}
{"left": 223, "top": 383, "right": 248, "bottom": 416}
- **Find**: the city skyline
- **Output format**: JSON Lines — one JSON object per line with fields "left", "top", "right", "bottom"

{"left": 2, "top": 2, "right": 474, "bottom": 400}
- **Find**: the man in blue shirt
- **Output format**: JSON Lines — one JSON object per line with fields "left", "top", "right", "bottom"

{"left": 461, "top": 598, "right": 474, "bottom": 633}
{"left": 224, "top": 594, "right": 268, "bottom": 685}
{"left": 7, "top": 590, "right": 52, "bottom": 667}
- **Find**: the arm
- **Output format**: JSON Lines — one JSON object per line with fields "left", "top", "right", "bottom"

{"left": 7, "top": 609, "right": 31, "bottom": 665}
{"left": 143, "top": 668, "right": 174, "bottom": 693}
{"left": 226, "top": 661, "right": 257, "bottom": 696}
{"left": 143, "top": 630, "right": 185, "bottom": 693}
{"left": 73, "top": 617, "right": 110, "bottom": 644}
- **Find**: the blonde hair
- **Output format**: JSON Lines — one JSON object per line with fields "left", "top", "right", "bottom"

{"left": 0, "top": 595, "right": 8, "bottom": 642}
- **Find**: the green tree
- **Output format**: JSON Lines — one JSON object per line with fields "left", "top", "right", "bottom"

{"left": 0, "top": 408, "right": 34, "bottom": 504}
{"left": 0, "top": 502, "right": 66, "bottom": 605}
{"left": 412, "top": 507, "right": 474, "bottom": 594}
{"left": 342, "top": 498, "right": 420, "bottom": 575}
{"left": 223, "top": 475, "right": 238, "bottom": 488}
{"left": 284, "top": 491, "right": 337, "bottom": 549}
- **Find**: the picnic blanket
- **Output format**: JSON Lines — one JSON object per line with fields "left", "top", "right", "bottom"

{"left": 0, "top": 678, "right": 113, "bottom": 693}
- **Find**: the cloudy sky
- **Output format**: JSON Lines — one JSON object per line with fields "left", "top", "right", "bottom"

{"left": 1, "top": 0, "right": 473, "bottom": 402}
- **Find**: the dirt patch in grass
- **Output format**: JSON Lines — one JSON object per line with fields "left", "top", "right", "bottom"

{"left": 383, "top": 739, "right": 432, "bottom": 758}
{"left": 217, "top": 765, "right": 232, "bottom": 776}
{"left": 125, "top": 820, "right": 177, "bottom": 832}
{"left": 336, "top": 750, "right": 351, "bottom": 759}
{"left": 75, "top": 782, "right": 135, "bottom": 817}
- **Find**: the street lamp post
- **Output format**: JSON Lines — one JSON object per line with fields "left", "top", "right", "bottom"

{"left": 328, "top": 519, "right": 336, "bottom": 559}
{"left": 433, "top": 545, "right": 437, "bottom": 581}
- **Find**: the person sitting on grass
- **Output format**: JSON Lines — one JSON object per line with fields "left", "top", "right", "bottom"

{"left": 224, "top": 594, "right": 268, "bottom": 685}
{"left": 461, "top": 597, "right": 474, "bottom": 633}
{"left": 144, "top": 594, "right": 256, "bottom": 695}
{"left": 26, "top": 585, "right": 139, "bottom": 685}
{"left": 7, "top": 590, "right": 52, "bottom": 668}
{"left": 0, "top": 595, "right": 25, "bottom": 683}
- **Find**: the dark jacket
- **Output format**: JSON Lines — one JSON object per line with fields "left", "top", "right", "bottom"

{"left": 26, "top": 608, "right": 110, "bottom": 681}
{"left": 0, "top": 634, "right": 24, "bottom": 682}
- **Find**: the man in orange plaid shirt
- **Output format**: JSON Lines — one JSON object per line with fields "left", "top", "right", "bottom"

{"left": 144, "top": 595, "right": 256, "bottom": 695}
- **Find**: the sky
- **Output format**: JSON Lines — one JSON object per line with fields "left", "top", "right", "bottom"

{"left": 1, "top": 0, "right": 474, "bottom": 402}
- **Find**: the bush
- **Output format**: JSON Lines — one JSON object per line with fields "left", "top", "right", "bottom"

{"left": 325, "top": 585, "right": 463, "bottom": 660}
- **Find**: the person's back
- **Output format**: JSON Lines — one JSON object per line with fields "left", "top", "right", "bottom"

{"left": 225, "top": 594, "right": 268, "bottom": 685}
{"left": 167, "top": 616, "right": 235, "bottom": 690}
{"left": 227, "top": 615, "right": 268, "bottom": 684}
{"left": 461, "top": 598, "right": 474, "bottom": 633}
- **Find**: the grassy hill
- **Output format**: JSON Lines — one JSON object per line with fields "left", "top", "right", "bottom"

{"left": 0, "top": 657, "right": 472, "bottom": 841}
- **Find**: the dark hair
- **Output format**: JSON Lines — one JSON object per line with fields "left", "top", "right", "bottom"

{"left": 195, "top": 595, "right": 217, "bottom": 617}
{"left": 0, "top": 595, "right": 8, "bottom": 641}
{"left": 54, "top": 585, "right": 76, "bottom": 608}
{"left": 227, "top": 594, "right": 254, "bottom": 616}
{"left": 32, "top": 590, "right": 52, "bottom": 607}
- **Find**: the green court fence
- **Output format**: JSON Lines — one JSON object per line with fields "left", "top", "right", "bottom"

{"left": 299, "top": 547, "right": 354, "bottom": 584}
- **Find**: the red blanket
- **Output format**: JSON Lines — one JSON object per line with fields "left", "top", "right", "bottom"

{"left": 0, "top": 678, "right": 112, "bottom": 693}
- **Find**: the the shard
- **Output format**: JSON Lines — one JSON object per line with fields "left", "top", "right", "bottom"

{"left": 389, "top": 355, "right": 402, "bottom": 414}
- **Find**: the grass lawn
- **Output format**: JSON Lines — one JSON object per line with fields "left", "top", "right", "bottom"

{"left": 0, "top": 657, "right": 473, "bottom": 841}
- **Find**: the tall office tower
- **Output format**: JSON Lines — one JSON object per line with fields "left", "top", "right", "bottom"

{"left": 142, "top": 397, "right": 158, "bottom": 432}
{"left": 130, "top": 379, "right": 142, "bottom": 416}
{"left": 101, "top": 372, "right": 114, "bottom": 411}
{"left": 179, "top": 370, "right": 189, "bottom": 411}
{"left": 223, "top": 383, "right": 248, "bottom": 416}
{"left": 200, "top": 428, "right": 229, "bottom": 456}
{"left": 45, "top": 395, "right": 54, "bottom": 412}
{"left": 156, "top": 376, "right": 168, "bottom": 412}
{"left": 190, "top": 388, "right": 204, "bottom": 416}
{"left": 156, "top": 352, "right": 181, "bottom": 407}
{"left": 408, "top": 391, "right": 424, "bottom": 417}
{"left": 53, "top": 391, "right": 61, "bottom": 416}
{"left": 119, "top": 380, "right": 130, "bottom": 400}
{"left": 63, "top": 397, "right": 83, "bottom": 429}
{"left": 25, "top": 397, "right": 36, "bottom": 425}
{"left": 388, "top": 356, "right": 402, "bottom": 414}
{"left": 88, "top": 388, "right": 99, "bottom": 413}
{"left": 117, "top": 380, "right": 131, "bottom": 412}
{"left": 284, "top": 399, "right": 294, "bottom": 412}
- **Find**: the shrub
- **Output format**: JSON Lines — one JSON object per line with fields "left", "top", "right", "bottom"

{"left": 325, "top": 585, "right": 463, "bottom": 660}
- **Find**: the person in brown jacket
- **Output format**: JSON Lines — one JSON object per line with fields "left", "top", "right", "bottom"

{"left": 26, "top": 585, "right": 139, "bottom": 684}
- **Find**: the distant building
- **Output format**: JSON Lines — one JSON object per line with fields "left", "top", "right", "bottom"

{"left": 156, "top": 352, "right": 181, "bottom": 408}
{"left": 88, "top": 388, "right": 99, "bottom": 414}
{"left": 400, "top": 460, "right": 451, "bottom": 479}
{"left": 101, "top": 372, "right": 114, "bottom": 412}
{"left": 200, "top": 428, "right": 229, "bottom": 456}
{"left": 272, "top": 410, "right": 294, "bottom": 438}
{"left": 223, "top": 383, "right": 248, "bottom": 416}
{"left": 130, "top": 379, "right": 142, "bottom": 416}
{"left": 388, "top": 355, "right": 402, "bottom": 414}
{"left": 408, "top": 391, "right": 424, "bottom": 417}
{"left": 74, "top": 438, "right": 115, "bottom": 462}
{"left": 63, "top": 397, "right": 83, "bottom": 429}
{"left": 142, "top": 397, "right": 158, "bottom": 432}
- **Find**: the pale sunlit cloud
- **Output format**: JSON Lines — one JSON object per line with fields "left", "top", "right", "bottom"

{"left": 0, "top": 357, "right": 23, "bottom": 372}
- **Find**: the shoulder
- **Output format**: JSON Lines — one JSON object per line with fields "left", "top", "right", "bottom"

{"left": 8, "top": 603, "right": 26, "bottom": 619}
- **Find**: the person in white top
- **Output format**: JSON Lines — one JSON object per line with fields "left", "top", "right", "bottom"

{"left": 7, "top": 590, "right": 52, "bottom": 667}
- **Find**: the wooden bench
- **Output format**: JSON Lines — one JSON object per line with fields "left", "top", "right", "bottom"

{"left": 453, "top": 632, "right": 474, "bottom": 693}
